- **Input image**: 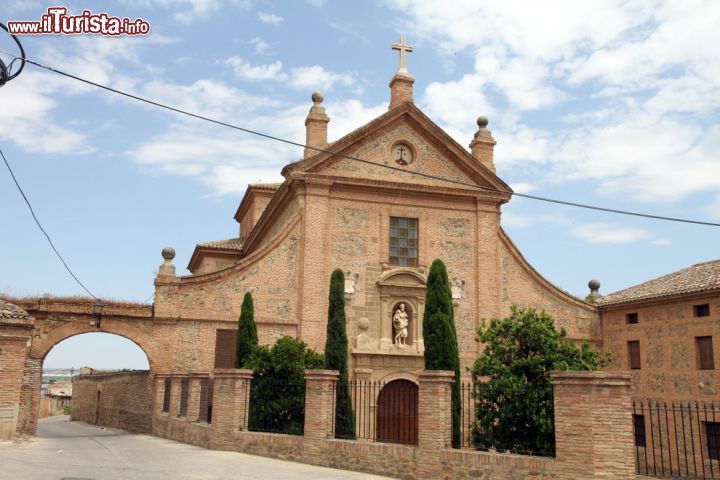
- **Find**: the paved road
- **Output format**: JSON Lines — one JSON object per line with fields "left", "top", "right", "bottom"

{"left": 0, "top": 416, "right": 392, "bottom": 480}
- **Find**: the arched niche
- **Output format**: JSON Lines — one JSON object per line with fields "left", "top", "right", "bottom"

{"left": 377, "top": 268, "right": 426, "bottom": 353}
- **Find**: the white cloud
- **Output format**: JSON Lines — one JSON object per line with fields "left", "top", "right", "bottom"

{"left": 121, "top": 0, "right": 251, "bottom": 23}
{"left": 509, "top": 182, "right": 536, "bottom": 194}
{"left": 385, "top": 0, "right": 720, "bottom": 206}
{"left": 258, "top": 12, "right": 284, "bottom": 25}
{"left": 225, "top": 57, "right": 287, "bottom": 81}
{"left": 570, "top": 223, "right": 657, "bottom": 245}
{"left": 249, "top": 37, "right": 270, "bottom": 55}
{"left": 289, "top": 66, "right": 354, "bottom": 91}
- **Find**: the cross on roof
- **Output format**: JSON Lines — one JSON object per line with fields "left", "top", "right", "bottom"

{"left": 392, "top": 36, "right": 413, "bottom": 74}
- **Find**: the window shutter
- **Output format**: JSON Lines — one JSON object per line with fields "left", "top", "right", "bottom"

{"left": 628, "top": 341, "right": 641, "bottom": 369}
{"left": 697, "top": 336, "right": 715, "bottom": 370}
{"left": 214, "top": 329, "right": 238, "bottom": 369}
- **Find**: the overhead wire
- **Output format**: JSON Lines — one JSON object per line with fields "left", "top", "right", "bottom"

{"left": 1, "top": 50, "right": 719, "bottom": 229}
{"left": 1, "top": 148, "right": 97, "bottom": 299}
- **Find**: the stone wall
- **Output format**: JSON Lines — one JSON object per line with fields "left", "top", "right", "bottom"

{"left": 71, "top": 371, "right": 152, "bottom": 434}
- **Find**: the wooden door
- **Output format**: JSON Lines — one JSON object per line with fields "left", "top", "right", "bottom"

{"left": 376, "top": 379, "right": 418, "bottom": 445}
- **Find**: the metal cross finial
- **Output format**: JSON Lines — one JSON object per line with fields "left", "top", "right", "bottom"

{"left": 392, "top": 36, "right": 413, "bottom": 74}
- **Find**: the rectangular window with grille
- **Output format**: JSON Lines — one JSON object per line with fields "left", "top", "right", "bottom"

{"left": 628, "top": 341, "right": 641, "bottom": 369}
{"left": 214, "top": 329, "right": 237, "bottom": 369}
{"left": 695, "top": 304, "right": 710, "bottom": 317}
{"left": 697, "top": 336, "right": 715, "bottom": 370}
{"left": 199, "top": 378, "right": 212, "bottom": 423}
{"left": 626, "top": 313, "right": 639, "bottom": 324}
{"left": 162, "top": 378, "right": 171, "bottom": 413}
{"left": 633, "top": 414, "right": 646, "bottom": 447}
{"left": 706, "top": 422, "right": 720, "bottom": 460}
{"left": 179, "top": 378, "right": 189, "bottom": 417}
{"left": 389, "top": 217, "right": 418, "bottom": 267}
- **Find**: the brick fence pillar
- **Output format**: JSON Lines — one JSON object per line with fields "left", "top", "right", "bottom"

{"left": 168, "top": 375, "right": 181, "bottom": 418}
{"left": 210, "top": 369, "right": 252, "bottom": 450}
{"left": 552, "top": 371, "right": 635, "bottom": 480}
{"left": 303, "top": 369, "right": 339, "bottom": 464}
{"left": 417, "top": 370, "right": 454, "bottom": 478}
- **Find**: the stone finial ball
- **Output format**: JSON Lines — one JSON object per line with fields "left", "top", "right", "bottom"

{"left": 161, "top": 247, "right": 176, "bottom": 260}
{"left": 588, "top": 279, "right": 601, "bottom": 291}
{"left": 311, "top": 91, "right": 324, "bottom": 104}
{"left": 477, "top": 116, "right": 489, "bottom": 128}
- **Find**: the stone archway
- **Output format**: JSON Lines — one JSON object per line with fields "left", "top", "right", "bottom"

{"left": 18, "top": 318, "right": 160, "bottom": 436}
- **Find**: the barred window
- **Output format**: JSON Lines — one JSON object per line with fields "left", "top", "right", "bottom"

{"left": 389, "top": 217, "right": 418, "bottom": 267}
{"left": 179, "top": 378, "right": 189, "bottom": 417}
{"left": 628, "top": 341, "right": 641, "bottom": 370}
{"left": 199, "top": 378, "right": 213, "bottom": 423}
{"left": 707, "top": 422, "right": 720, "bottom": 460}
{"left": 626, "top": 313, "right": 638, "bottom": 324}
{"left": 695, "top": 304, "right": 710, "bottom": 317}
{"left": 162, "top": 378, "right": 171, "bottom": 413}
{"left": 633, "top": 414, "right": 646, "bottom": 447}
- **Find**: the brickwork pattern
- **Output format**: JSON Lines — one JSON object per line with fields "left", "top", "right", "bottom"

{"left": 72, "top": 371, "right": 153, "bottom": 434}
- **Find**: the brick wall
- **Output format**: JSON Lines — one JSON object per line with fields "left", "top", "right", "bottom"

{"left": 71, "top": 371, "right": 153, "bottom": 434}
{"left": 148, "top": 369, "right": 634, "bottom": 480}
{"left": 601, "top": 294, "right": 720, "bottom": 401}
{"left": 0, "top": 330, "right": 29, "bottom": 439}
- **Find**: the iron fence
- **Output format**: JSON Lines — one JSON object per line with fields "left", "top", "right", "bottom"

{"left": 633, "top": 400, "right": 720, "bottom": 478}
{"left": 458, "top": 382, "right": 479, "bottom": 449}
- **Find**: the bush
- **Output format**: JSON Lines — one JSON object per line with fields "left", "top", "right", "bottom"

{"left": 471, "top": 306, "right": 610, "bottom": 456}
{"left": 247, "top": 336, "right": 324, "bottom": 435}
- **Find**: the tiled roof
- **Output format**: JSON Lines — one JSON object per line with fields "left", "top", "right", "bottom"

{"left": 197, "top": 237, "right": 245, "bottom": 251}
{"left": 599, "top": 259, "right": 720, "bottom": 306}
{"left": 248, "top": 183, "right": 282, "bottom": 191}
{"left": 0, "top": 299, "right": 30, "bottom": 319}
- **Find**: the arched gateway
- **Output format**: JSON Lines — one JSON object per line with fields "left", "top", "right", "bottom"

{"left": 0, "top": 299, "right": 161, "bottom": 438}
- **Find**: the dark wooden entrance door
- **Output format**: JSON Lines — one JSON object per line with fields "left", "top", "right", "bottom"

{"left": 376, "top": 379, "right": 418, "bottom": 445}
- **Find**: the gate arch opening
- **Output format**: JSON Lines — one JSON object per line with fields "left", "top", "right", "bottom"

{"left": 376, "top": 379, "right": 418, "bottom": 445}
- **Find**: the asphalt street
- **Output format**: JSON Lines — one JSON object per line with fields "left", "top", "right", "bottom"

{"left": 0, "top": 416, "right": 393, "bottom": 480}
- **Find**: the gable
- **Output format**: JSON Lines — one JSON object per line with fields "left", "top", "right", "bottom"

{"left": 320, "top": 121, "right": 478, "bottom": 190}
{"left": 282, "top": 103, "right": 511, "bottom": 196}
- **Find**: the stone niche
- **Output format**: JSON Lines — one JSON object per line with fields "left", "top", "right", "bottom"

{"left": 358, "top": 267, "right": 426, "bottom": 355}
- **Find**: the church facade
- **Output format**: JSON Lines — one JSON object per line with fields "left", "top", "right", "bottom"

{"left": 153, "top": 44, "right": 598, "bottom": 382}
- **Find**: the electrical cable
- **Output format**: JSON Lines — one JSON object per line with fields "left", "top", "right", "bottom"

{"left": 2, "top": 50, "right": 719, "bottom": 227}
{"left": 1, "top": 148, "right": 97, "bottom": 299}
{"left": 0, "top": 23, "right": 26, "bottom": 86}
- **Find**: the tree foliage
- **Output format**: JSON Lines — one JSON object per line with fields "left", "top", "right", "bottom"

{"left": 325, "top": 269, "right": 355, "bottom": 439}
{"left": 422, "top": 259, "right": 461, "bottom": 448}
{"left": 247, "top": 336, "right": 324, "bottom": 435}
{"left": 471, "top": 306, "right": 610, "bottom": 456}
{"left": 235, "top": 292, "right": 258, "bottom": 368}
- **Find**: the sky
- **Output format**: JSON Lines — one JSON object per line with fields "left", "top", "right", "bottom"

{"left": 1, "top": 0, "right": 719, "bottom": 368}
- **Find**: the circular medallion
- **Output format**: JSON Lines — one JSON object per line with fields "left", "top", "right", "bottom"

{"left": 391, "top": 142, "right": 414, "bottom": 166}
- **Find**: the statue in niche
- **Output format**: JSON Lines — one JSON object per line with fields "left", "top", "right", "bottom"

{"left": 393, "top": 303, "right": 409, "bottom": 346}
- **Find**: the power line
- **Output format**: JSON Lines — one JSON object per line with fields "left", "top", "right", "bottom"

{"left": 1, "top": 148, "right": 97, "bottom": 298}
{"left": 3, "top": 50, "right": 720, "bottom": 228}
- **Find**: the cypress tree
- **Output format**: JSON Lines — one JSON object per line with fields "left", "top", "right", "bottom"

{"left": 235, "top": 292, "right": 258, "bottom": 368}
{"left": 423, "top": 259, "right": 461, "bottom": 448}
{"left": 325, "top": 268, "right": 355, "bottom": 439}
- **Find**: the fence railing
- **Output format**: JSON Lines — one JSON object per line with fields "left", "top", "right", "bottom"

{"left": 633, "top": 400, "right": 720, "bottom": 478}
{"left": 458, "top": 382, "right": 478, "bottom": 449}
{"left": 343, "top": 380, "right": 384, "bottom": 441}
{"left": 248, "top": 378, "right": 305, "bottom": 435}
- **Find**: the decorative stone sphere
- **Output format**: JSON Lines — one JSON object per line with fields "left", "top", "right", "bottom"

{"left": 311, "top": 91, "right": 324, "bottom": 104}
{"left": 588, "top": 279, "right": 601, "bottom": 291}
{"left": 477, "top": 116, "right": 489, "bottom": 128}
{"left": 161, "top": 247, "right": 176, "bottom": 260}
{"left": 357, "top": 317, "right": 370, "bottom": 330}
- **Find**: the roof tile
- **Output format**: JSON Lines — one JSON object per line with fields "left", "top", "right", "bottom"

{"left": 599, "top": 259, "right": 720, "bottom": 306}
